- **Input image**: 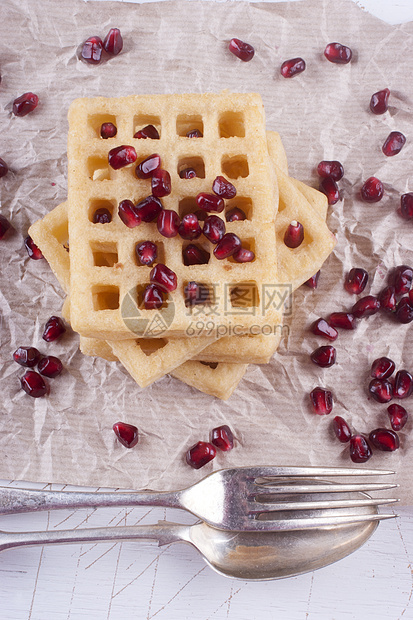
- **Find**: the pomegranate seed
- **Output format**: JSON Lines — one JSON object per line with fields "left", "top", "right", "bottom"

{"left": 310, "top": 318, "right": 338, "bottom": 341}
{"left": 392, "top": 265, "right": 412, "bottom": 296}
{"left": 135, "top": 154, "right": 161, "bottom": 179}
{"left": 108, "top": 145, "right": 137, "bottom": 169}
{"left": 81, "top": 36, "right": 103, "bottom": 64}
{"left": 203, "top": 215, "right": 226, "bottom": 244}
{"left": 370, "top": 88, "right": 390, "bottom": 115}
{"left": 319, "top": 177, "right": 340, "bottom": 206}
{"left": 113, "top": 422, "right": 139, "bottom": 448}
{"left": 13, "top": 92, "right": 39, "bottom": 116}
{"left": 233, "top": 247, "right": 255, "bottom": 263}
{"left": 197, "top": 193, "right": 225, "bottom": 213}
{"left": 360, "top": 177, "right": 384, "bottom": 203}
{"left": 211, "top": 425, "right": 234, "bottom": 451}
{"left": 134, "top": 125, "right": 160, "bottom": 139}
{"left": 352, "top": 295, "right": 380, "bottom": 318}
{"left": 136, "top": 241, "right": 157, "bottom": 266}
{"left": 179, "top": 167, "right": 197, "bottom": 179}
{"left": 333, "top": 416, "right": 352, "bottom": 443}
{"left": 388, "top": 404, "right": 408, "bottom": 431}
{"left": 213, "top": 233, "right": 242, "bottom": 259}
{"left": 310, "top": 387, "right": 333, "bottom": 415}
{"left": 280, "top": 57, "right": 306, "bottom": 78}
{"left": 394, "top": 370, "right": 413, "bottom": 399}
{"left": 186, "top": 129, "right": 203, "bottom": 138}
{"left": 143, "top": 284, "right": 164, "bottom": 310}
{"left": 150, "top": 264, "right": 177, "bottom": 292}
{"left": 369, "top": 378, "right": 393, "bottom": 403}
{"left": 228, "top": 38, "right": 255, "bottom": 62}
{"left": 382, "top": 131, "right": 406, "bottom": 157}
{"left": 20, "top": 370, "right": 48, "bottom": 398}
{"left": 0, "top": 214, "right": 11, "bottom": 240}
{"left": 38, "top": 356, "right": 63, "bottom": 378}
{"left": 284, "top": 221, "right": 304, "bottom": 248}
{"left": 305, "top": 271, "right": 320, "bottom": 288}
{"left": 400, "top": 193, "right": 413, "bottom": 220}
{"left": 324, "top": 42, "right": 352, "bottom": 64}
{"left": 378, "top": 286, "right": 397, "bottom": 313}
{"left": 93, "top": 208, "right": 112, "bottom": 224}
{"left": 118, "top": 199, "right": 141, "bottom": 228}
{"left": 369, "top": 428, "right": 399, "bottom": 452}
{"left": 183, "top": 244, "right": 210, "bottom": 266}
{"left": 186, "top": 441, "right": 216, "bottom": 469}
{"left": 395, "top": 297, "right": 413, "bottom": 324}
{"left": 226, "top": 207, "right": 246, "bottom": 222}
{"left": 157, "top": 209, "right": 180, "bottom": 238}
{"left": 212, "top": 176, "right": 237, "bottom": 199}
{"left": 344, "top": 268, "right": 368, "bottom": 295}
{"left": 184, "top": 281, "right": 210, "bottom": 306}
{"left": 349, "top": 435, "right": 372, "bottom": 463}
{"left": 100, "top": 122, "right": 117, "bottom": 139}
{"left": 103, "top": 28, "right": 123, "bottom": 56}
{"left": 42, "top": 316, "right": 66, "bottom": 342}
{"left": 0, "top": 157, "right": 8, "bottom": 177}
{"left": 151, "top": 169, "right": 171, "bottom": 198}
{"left": 13, "top": 346, "right": 41, "bottom": 368}
{"left": 371, "top": 357, "right": 395, "bottom": 380}
{"left": 310, "top": 345, "right": 336, "bottom": 368}
{"left": 317, "top": 160, "right": 344, "bottom": 181}
{"left": 178, "top": 213, "right": 202, "bottom": 240}
{"left": 24, "top": 236, "right": 43, "bottom": 260}
{"left": 329, "top": 312, "right": 356, "bottom": 330}
{"left": 135, "top": 196, "right": 163, "bottom": 222}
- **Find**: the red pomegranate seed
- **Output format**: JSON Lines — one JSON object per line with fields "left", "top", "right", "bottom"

{"left": 329, "top": 312, "right": 356, "bottom": 330}
{"left": 395, "top": 297, "right": 413, "bottom": 323}
{"left": 324, "top": 42, "right": 352, "bottom": 64}
{"left": 310, "top": 345, "right": 336, "bottom": 368}
{"left": 0, "top": 157, "right": 8, "bottom": 177}
{"left": 113, "top": 422, "right": 139, "bottom": 448}
{"left": 319, "top": 177, "right": 340, "bottom": 206}
{"left": 150, "top": 263, "right": 177, "bottom": 292}
{"left": 93, "top": 208, "right": 112, "bottom": 224}
{"left": 212, "top": 176, "right": 237, "bottom": 199}
{"left": 388, "top": 404, "right": 408, "bottom": 431}
{"left": 136, "top": 241, "right": 157, "bottom": 266}
{"left": 0, "top": 214, "right": 11, "bottom": 240}
{"left": 400, "top": 193, "right": 413, "bottom": 220}
{"left": 284, "top": 221, "right": 304, "bottom": 248}
{"left": 178, "top": 213, "right": 202, "bottom": 240}
{"left": 369, "top": 428, "right": 399, "bottom": 452}
{"left": 350, "top": 435, "right": 372, "bottom": 463}
{"left": 378, "top": 286, "right": 397, "bottom": 313}
{"left": 226, "top": 207, "right": 246, "bottom": 222}
{"left": 143, "top": 284, "right": 164, "bottom": 310}
{"left": 42, "top": 316, "right": 66, "bottom": 342}
{"left": 100, "top": 122, "right": 117, "bottom": 139}
{"left": 310, "top": 387, "right": 333, "bottom": 415}
{"left": 184, "top": 281, "right": 210, "bottom": 306}
{"left": 157, "top": 209, "right": 180, "bottom": 238}
{"left": 183, "top": 244, "right": 210, "bottom": 266}
{"left": 81, "top": 36, "right": 103, "bottom": 64}
{"left": 280, "top": 57, "right": 306, "bottom": 78}
{"left": 135, "top": 196, "right": 163, "bottom": 222}
{"left": 20, "top": 370, "right": 48, "bottom": 398}
{"left": 108, "top": 145, "right": 137, "bottom": 169}
{"left": 38, "top": 356, "right": 63, "bottom": 378}
{"left": 179, "top": 167, "right": 197, "bottom": 179}
{"left": 135, "top": 154, "right": 161, "bottom": 179}
{"left": 394, "top": 370, "right": 413, "bottom": 399}
{"left": 352, "top": 295, "right": 380, "bottom": 318}
{"left": 305, "top": 271, "right": 320, "bottom": 288}
{"left": 134, "top": 125, "right": 160, "bottom": 140}
{"left": 360, "top": 177, "right": 384, "bottom": 203}
{"left": 211, "top": 425, "right": 234, "bottom": 451}
{"left": 186, "top": 129, "right": 203, "bottom": 138}
{"left": 393, "top": 265, "right": 412, "bottom": 296}
{"left": 103, "top": 28, "right": 123, "bottom": 55}
{"left": 197, "top": 193, "right": 225, "bottom": 213}
{"left": 203, "top": 215, "right": 226, "bottom": 244}
{"left": 370, "top": 89, "right": 390, "bottom": 115}
{"left": 13, "top": 92, "right": 39, "bottom": 116}
{"left": 13, "top": 346, "right": 41, "bottom": 368}
{"left": 233, "top": 247, "right": 255, "bottom": 263}
{"left": 382, "top": 131, "right": 406, "bottom": 157}
{"left": 344, "top": 268, "right": 368, "bottom": 295}
{"left": 228, "top": 38, "right": 255, "bottom": 62}
{"left": 333, "top": 416, "right": 352, "bottom": 443}
{"left": 24, "top": 236, "right": 43, "bottom": 260}
{"left": 369, "top": 378, "right": 393, "bottom": 403}
{"left": 317, "top": 160, "right": 344, "bottom": 181}
{"left": 152, "top": 169, "right": 171, "bottom": 198}
{"left": 213, "top": 233, "right": 242, "bottom": 260}
{"left": 118, "top": 200, "right": 141, "bottom": 228}
{"left": 371, "top": 357, "right": 395, "bottom": 380}
{"left": 310, "top": 318, "right": 338, "bottom": 341}
{"left": 186, "top": 441, "right": 216, "bottom": 469}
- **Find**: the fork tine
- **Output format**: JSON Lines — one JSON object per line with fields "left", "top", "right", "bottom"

{"left": 243, "top": 513, "right": 396, "bottom": 532}
{"left": 248, "top": 497, "right": 399, "bottom": 513}
{"left": 252, "top": 482, "right": 398, "bottom": 494}
{"left": 244, "top": 466, "right": 395, "bottom": 479}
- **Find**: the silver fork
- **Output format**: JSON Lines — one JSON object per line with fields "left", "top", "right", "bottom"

{"left": 0, "top": 466, "right": 398, "bottom": 531}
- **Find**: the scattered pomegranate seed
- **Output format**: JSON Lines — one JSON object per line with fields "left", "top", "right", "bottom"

{"left": 13, "top": 346, "right": 41, "bottom": 368}
{"left": 369, "top": 428, "right": 399, "bottom": 452}
{"left": 150, "top": 263, "right": 177, "bottom": 292}
{"left": 319, "top": 177, "right": 340, "bottom": 206}
{"left": 393, "top": 265, "right": 413, "bottom": 296}
{"left": 118, "top": 199, "right": 141, "bottom": 228}
{"left": 324, "top": 42, "right": 352, "bottom": 64}
{"left": 395, "top": 297, "right": 413, "bottom": 323}
{"left": 135, "top": 154, "right": 161, "bottom": 179}
{"left": 371, "top": 357, "right": 395, "bottom": 380}
{"left": 211, "top": 425, "right": 234, "bottom": 451}
{"left": 329, "top": 312, "right": 356, "bottom": 330}
{"left": 135, "top": 196, "right": 163, "bottom": 222}
{"left": 213, "top": 233, "right": 242, "bottom": 259}
{"left": 370, "top": 89, "right": 390, "bottom": 115}
{"left": 388, "top": 404, "right": 408, "bottom": 431}
{"left": 378, "top": 286, "right": 397, "bottom": 313}
{"left": 38, "top": 356, "right": 63, "bottom": 378}
{"left": 317, "top": 160, "right": 344, "bottom": 181}
{"left": 400, "top": 193, "right": 413, "bottom": 221}
{"left": 134, "top": 125, "right": 160, "bottom": 139}
{"left": 0, "top": 157, "right": 8, "bottom": 177}
{"left": 233, "top": 247, "right": 255, "bottom": 263}
{"left": 20, "top": 370, "right": 48, "bottom": 398}
{"left": 103, "top": 28, "right": 123, "bottom": 56}
{"left": 0, "top": 214, "right": 11, "bottom": 240}
{"left": 344, "top": 268, "right": 368, "bottom": 295}
{"left": 310, "top": 345, "right": 336, "bottom": 368}
{"left": 184, "top": 281, "right": 210, "bottom": 306}
{"left": 100, "top": 122, "right": 117, "bottom": 139}
{"left": 369, "top": 378, "right": 393, "bottom": 403}
{"left": 280, "top": 57, "right": 306, "bottom": 78}
{"left": 352, "top": 295, "right": 380, "bottom": 318}
{"left": 157, "top": 209, "right": 180, "bottom": 238}
{"left": 13, "top": 92, "right": 39, "bottom": 116}
{"left": 310, "top": 387, "right": 333, "bottom": 415}
{"left": 183, "top": 244, "right": 210, "bottom": 266}
{"left": 186, "top": 441, "right": 216, "bottom": 469}
{"left": 226, "top": 207, "right": 246, "bottom": 222}
{"left": 179, "top": 167, "right": 197, "bottom": 179}
{"left": 186, "top": 129, "right": 203, "bottom": 138}
{"left": 394, "top": 370, "right": 413, "bottom": 399}
{"left": 113, "top": 422, "right": 139, "bottom": 448}
{"left": 81, "top": 36, "right": 103, "bottom": 64}
{"left": 310, "top": 318, "right": 338, "bottom": 341}
{"left": 212, "top": 176, "right": 237, "bottom": 199}
{"left": 360, "top": 177, "right": 384, "bottom": 203}
{"left": 333, "top": 416, "right": 352, "bottom": 443}
{"left": 349, "top": 435, "right": 372, "bottom": 463}
{"left": 152, "top": 168, "right": 171, "bottom": 198}
{"left": 42, "top": 316, "right": 66, "bottom": 342}
{"left": 382, "top": 131, "right": 406, "bottom": 157}
{"left": 93, "top": 208, "right": 112, "bottom": 224}
{"left": 178, "top": 213, "right": 202, "bottom": 240}
{"left": 24, "top": 236, "right": 44, "bottom": 260}
{"left": 136, "top": 241, "right": 157, "bottom": 266}
{"left": 108, "top": 145, "right": 137, "bottom": 169}
{"left": 305, "top": 272, "right": 320, "bottom": 288}
{"left": 143, "top": 284, "right": 164, "bottom": 310}
{"left": 197, "top": 193, "right": 225, "bottom": 213}
{"left": 203, "top": 215, "right": 226, "bottom": 244}
{"left": 284, "top": 221, "right": 304, "bottom": 248}
{"left": 228, "top": 38, "right": 255, "bottom": 62}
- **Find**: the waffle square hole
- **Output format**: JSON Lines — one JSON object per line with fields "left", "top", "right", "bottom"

{"left": 134, "top": 240, "right": 165, "bottom": 266}
{"left": 219, "top": 111, "right": 245, "bottom": 138}
{"left": 133, "top": 115, "right": 161, "bottom": 138}
{"left": 228, "top": 238, "right": 256, "bottom": 263}
{"left": 182, "top": 241, "right": 211, "bottom": 266}
{"left": 230, "top": 282, "right": 259, "bottom": 308}
{"left": 88, "top": 199, "right": 115, "bottom": 223}
{"left": 200, "top": 362, "right": 219, "bottom": 369}
{"left": 221, "top": 155, "right": 249, "bottom": 179}
{"left": 88, "top": 114, "right": 117, "bottom": 138}
{"left": 183, "top": 281, "right": 215, "bottom": 309}
{"left": 178, "top": 197, "right": 199, "bottom": 218}
{"left": 136, "top": 338, "right": 168, "bottom": 356}
{"left": 177, "top": 156, "right": 205, "bottom": 179}
{"left": 136, "top": 284, "right": 170, "bottom": 311}
{"left": 225, "top": 197, "right": 253, "bottom": 221}
{"left": 176, "top": 114, "right": 203, "bottom": 137}
{"left": 92, "top": 286, "right": 120, "bottom": 311}
{"left": 87, "top": 156, "right": 111, "bottom": 181}
{"left": 91, "top": 241, "right": 119, "bottom": 267}
{"left": 52, "top": 220, "right": 69, "bottom": 249}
